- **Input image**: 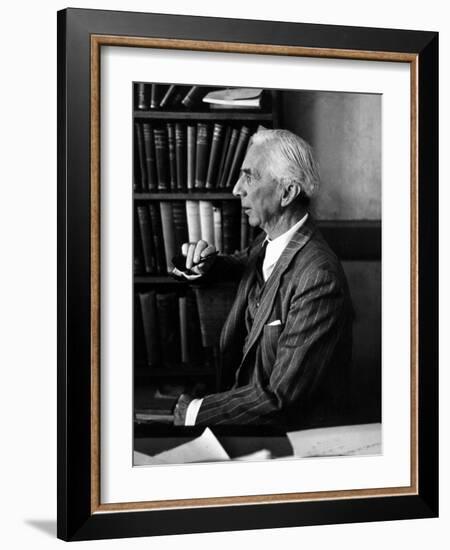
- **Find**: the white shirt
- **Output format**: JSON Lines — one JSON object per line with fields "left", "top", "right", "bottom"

{"left": 185, "top": 213, "right": 309, "bottom": 426}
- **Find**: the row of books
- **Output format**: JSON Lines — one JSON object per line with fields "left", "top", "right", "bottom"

{"left": 135, "top": 289, "right": 204, "bottom": 369}
{"left": 134, "top": 121, "right": 258, "bottom": 192}
{"left": 135, "top": 200, "right": 257, "bottom": 275}
{"left": 134, "top": 83, "right": 216, "bottom": 112}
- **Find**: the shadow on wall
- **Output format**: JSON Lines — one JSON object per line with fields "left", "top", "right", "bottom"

{"left": 343, "top": 260, "right": 382, "bottom": 423}
{"left": 281, "top": 90, "right": 381, "bottom": 221}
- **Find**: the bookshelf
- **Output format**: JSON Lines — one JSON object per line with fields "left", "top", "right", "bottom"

{"left": 133, "top": 83, "right": 280, "bottom": 413}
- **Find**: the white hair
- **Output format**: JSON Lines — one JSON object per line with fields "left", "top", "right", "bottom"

{"left": 250, "top": 129, "right": 320, "bottom": 202}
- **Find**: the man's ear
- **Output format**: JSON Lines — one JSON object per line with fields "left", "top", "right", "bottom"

{"left": 280, "top": 180, "right": 301, "bottom": 207}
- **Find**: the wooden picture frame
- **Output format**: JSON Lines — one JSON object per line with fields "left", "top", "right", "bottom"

{"left": 57, "top": 8, "right": 438, "bottom": 541}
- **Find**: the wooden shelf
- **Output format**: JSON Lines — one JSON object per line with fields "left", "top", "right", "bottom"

{"left": 133, "top": 110, "right": 274, "bottom": 121}
{"left": 134, "top": 192, "right": 238, "bottom": 200}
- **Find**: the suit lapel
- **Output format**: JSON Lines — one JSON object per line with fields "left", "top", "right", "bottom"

{"left": 241, "top": 217, "right": 317, "bottom": 359}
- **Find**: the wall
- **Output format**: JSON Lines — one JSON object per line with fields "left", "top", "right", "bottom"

{"left": 282, "top": 90, "right": 381, "bottom": 219}
{"left": 282, "top": 90, "right": 382, "bottom": 420}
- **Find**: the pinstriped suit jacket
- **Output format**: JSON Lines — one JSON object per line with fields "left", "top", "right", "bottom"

{"left": 196, "top": 216, "right": 353, "bottom": 430}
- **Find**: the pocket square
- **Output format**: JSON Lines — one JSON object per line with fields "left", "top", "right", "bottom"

{"left": 267, "top": 319, "right": 282, "bottom": 326}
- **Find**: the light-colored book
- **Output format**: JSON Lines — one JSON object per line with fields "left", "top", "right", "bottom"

{"left": 213, "top": 205, "right": 223, "bottom": 252}
{"left": 185, "top": 200, "right": 201, "bottom": 242}
{"left": 199, "top": 200, "right": 215, "bottom": 245}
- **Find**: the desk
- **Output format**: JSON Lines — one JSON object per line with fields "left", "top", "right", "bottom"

{"left": 134, "top": 423, "right": 381, "bottom": 465}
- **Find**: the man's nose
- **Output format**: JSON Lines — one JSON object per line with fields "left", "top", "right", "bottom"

{"left": 232, "top": 176, "right": 244, "bottom": 197}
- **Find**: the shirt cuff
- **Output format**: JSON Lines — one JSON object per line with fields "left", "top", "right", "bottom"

{"left": 171, "top": 267, "right": 203, "bottom": 281}
{"left": 185, "top": 398, "right": 203, "bottom": 426}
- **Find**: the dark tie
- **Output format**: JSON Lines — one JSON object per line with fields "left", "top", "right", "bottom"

{"left": 255, "top": 239, "right": 268, "bottom": 285}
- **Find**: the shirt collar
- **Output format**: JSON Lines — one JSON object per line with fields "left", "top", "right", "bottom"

{"left": 262, "top": 213, "right": 309, "bottom": 279}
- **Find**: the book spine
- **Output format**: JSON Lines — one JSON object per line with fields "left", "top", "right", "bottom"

{"left": 153, "top": 127, "right": 169, "bottom": 191}
{"left": 166, "top": 123, "right": 177, "bottom": 191}
{"left": 172, "top": 201, "right": 189, "bottom": 252}
{"left": 181, "top": 85, "right": 201, "bottom": 109}
{"left": 185, "top": 289, "right": 204, "bottom": 365}
{"left": 150, "top": 84, "right": 159, "bottom": 109}
{"left": 195, "top": 123, "right": 210, "bottom": 189}
{"left": 136, "top": 205, "right": 156, "bottom": 273}
{"left": 222, "top": 201, "right": 241, "bottom": 254}
{"left": 225, "top": 125, "right": 251, "bottom": 189}
{"left": 205, "top": 123, "right": 224, "bottom": 189}
{"left": 213, "top": 205, "right": 223, "bottom": 253}
{"left": 187, "top": 125, "right": 196, "bottom": 190}
{"left": 185, "top": 200, "right": 201, "bottom": 242}
{"left": 159, "top": 84, "right": 177, "bottom": 109}
{"left": 179, "top": 296, "right": 188, "bottom": 364}
{"left": 142, "top": 122, "right": 158, "bottom": 191}
{"left": 134, "top": 122, "right": 147, "bottom": 191}
{"left": 175, "top": 123, "right": 187, "bottom": 191}
{"left": 136, "top": 83, "right": 149, "bottom": 110}
{"left": 216, "top": 125, "right": 232, "bottom": 188}
{"left": 133, "top": 208, "right": 145, "bottom": 275}
{"left": 148, "top": 202, "right": 166, "bottom": 274}
{"left": 199, "top": 201, "right": 215, "bottom": 245}
{"left": 156, "top": 292, "right": 181, "bottom": 366}
{"left": 138, "top": 291, "right": 161, "bottom": 367}
{"left": 159, "top": 201, "right": 177, "bottom": 272}
{"left": 134, "top": 293, "right": 147, "bottom": 365}
{"left": 218, "top": 128, "right": 238, "bottom": 188}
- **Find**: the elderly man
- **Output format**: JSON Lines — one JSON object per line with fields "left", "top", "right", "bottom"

{"left": 174, "top": 129, "right": 353, "bottom": 430}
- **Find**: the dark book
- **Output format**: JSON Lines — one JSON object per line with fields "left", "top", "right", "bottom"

{"left": 194, "top": 123, "right": 211, "bottom": 189}
{"left": 222, "top": 200, "right": 241, "bottom": 254}
{"left": 148, "top": 202, "right": 166, "bottom": 274}
{"left": 138, "top": 291, "right": 161, "bottom": 367}
{"left": 181, "top": 85, "right": 203, "bottom": 109}
{"left": 135, "top": 83, "right": 150, "bottom": 110}
{"left": 240, "top": 207, "right": 249, "bottom": 250}
{"left": 185, "top": 289, "right": 204, "bottom": 365}
{"left": 175, "top": 123, "right": 187, "bottom": 191}
{"left": 193, "top": 283, "right": 237, "bottom": 350}
{"left": 159, "top": 202, "right": 177, "bottom": 273}
{"left": 134, "top": 293, "right": 147, "bottom": 365}
{"left": 205, "top": 123, "right": 225, "bottom": 189}
{"left": 142, "top": 122, "right": 158, "bottom": 191}
{"left": 159, "top": 84, "right": 177, "bottom": 109}
{"left": 187, "top": 124, "right": 196, "bottom": 190}
{"left": 153, "top": 127, "right": 170, "bottom": 191}
{"left": 218, "top": 127, "right": 239, "bottom": 188}
{"left": 134, "top": 122, "right": 147, "bottom": 191}
{"left": 156, "top": 292, "right": 181, "bottom": 367}
{"left": 225, "top": 125, "right": 251, "bottom": 189}
{"left": 166, "top": 123, "right": 177, "bottom": 191}
{"left": 216, "top": 125, "right": 232, "bottom": 188}
{"left": 170, "top": 85, "right": 191, "bottom": 109}
{"left": 136, "top": 205, "right": 156, "bottom": 274}
{"left": 172, "top": 201, "right": 189, "bottom": 253}
{"left": 150, "top": 84, "right": 161, "bottom": 109}
{"left": 133, "top": 207, "right": 145, "bottom": 275}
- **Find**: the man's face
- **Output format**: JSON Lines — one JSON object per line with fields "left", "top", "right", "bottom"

{"left": 232, "top": 143, "right": 282, "bottom": 234}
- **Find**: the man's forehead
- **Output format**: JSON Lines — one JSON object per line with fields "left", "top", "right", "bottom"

{"left": 242, "top": 143, "right": 268, "bottom": 172}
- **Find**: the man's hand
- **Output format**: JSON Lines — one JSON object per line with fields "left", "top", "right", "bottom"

{"left": 181, "top": 240, "right": 217, "bottom": 275}
{"left": 173, "top": 393, "right": 193, "bottom": 426}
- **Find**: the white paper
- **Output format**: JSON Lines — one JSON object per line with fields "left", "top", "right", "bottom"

{"left": 134, "top": 428, "right": 230, "bottom": 466}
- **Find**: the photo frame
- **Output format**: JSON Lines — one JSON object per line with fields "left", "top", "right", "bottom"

{"left": 57, "top": 8, "right": 438, "bottom": 541}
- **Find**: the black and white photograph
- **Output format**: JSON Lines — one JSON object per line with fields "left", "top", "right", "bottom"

{"left": 132, "top": 82, "right": 382, "bottom": 465}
